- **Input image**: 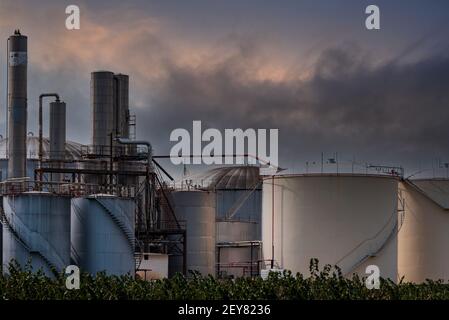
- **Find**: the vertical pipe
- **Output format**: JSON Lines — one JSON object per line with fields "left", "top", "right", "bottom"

{"left": 6, "top": 36, "right": 8, "bottom": 141}
{"left": 7, "top": 30, "right": 27, "bottom": 179}
{"left": 321, "top": 152, "right": 324, "bottom": 173}
{"left": 109, "top": 132, "right": 114, "bottom": 192}
{"left": 250, "top": 242, "right": 253, "bottom": 277}
{"left": 271, "top": 175, "right": 275, "bottom": 269}
{"left": 217, "top": 246, "right": 220, "bottom": 277}
{"left": 336, "top": 152, "right": 339, "bottom": 174}
{"left": 183, "top": 231, "right": 187, "bottom": 276}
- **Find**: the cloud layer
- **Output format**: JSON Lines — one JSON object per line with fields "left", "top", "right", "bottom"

{"left": 1, "top": 1, "right": 449, "bottom": 176}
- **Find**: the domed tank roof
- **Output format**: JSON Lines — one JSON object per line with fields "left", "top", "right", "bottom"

{"left": 0, "top": 136, "right": 84, "bottom": 160}
{"left": 185, "top": 166, "right": 261, "bottom": 190}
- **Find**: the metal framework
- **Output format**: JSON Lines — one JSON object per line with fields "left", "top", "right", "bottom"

{"left": 34, "top": 142, "right": 189, "bottom": 275}
{"left": 216, "top": 240, "right": 262, "bottom": 278}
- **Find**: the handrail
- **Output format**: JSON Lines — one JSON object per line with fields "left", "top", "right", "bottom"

{"left": 333, "top": 199, "right": 400, "bottom": 275}
{"left": 95, "top": 198, "right": 135, "bottom": 251}
{"left": 0, "top": 180, "right": 136, "bottom": 198}
{"left": 225, "top": 180, "right": 262, "bottom": 220}
{"left": 1, "top": 197, "right": 63, "bottom": 275}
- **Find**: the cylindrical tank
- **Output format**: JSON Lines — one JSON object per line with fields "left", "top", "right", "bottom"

{"left": 170, "top": 191, "right": 216, "bottom": 276}
{"left": 398, "top": 179, "right": 449, "bottom": 282}
{"left": 2, "top": 192, "right": 71, "bottom": 276}
{"left": 173, "top": 166, "right": 262, "bottom": 277}
{"left": 91, "top": 71, "right": 114, "bottom": 147}
{"left": 71, "top": 194, "right": 135, "bottom": 275}
{"left": 216, "top": 220, "right": 260, "bottom": 278}
{"left": 7, "top": 30, "right": 27, "bottom": 179}
{"left": 49, "top": 101, "right": 66, "bottom": 182}
{"left": 191, "top": 166, "right": 262, "bottom": 222}
{"left": 262, "top": 174, "right": 398, "bottom": 281}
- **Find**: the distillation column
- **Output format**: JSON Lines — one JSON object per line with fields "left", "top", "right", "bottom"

{"left": 49, "top": 101, "right": 66, "bottom": 182}
{"left": 7, "top": 30, "right": 27, "bottom": 179}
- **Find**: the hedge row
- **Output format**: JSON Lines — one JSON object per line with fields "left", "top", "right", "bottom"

{"left": 1, "top": 259, "right": 449, "bottom": 300}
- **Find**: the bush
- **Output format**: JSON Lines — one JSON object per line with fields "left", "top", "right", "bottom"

{"left": 1, "top": 260, "right": 449, "bottom": 300}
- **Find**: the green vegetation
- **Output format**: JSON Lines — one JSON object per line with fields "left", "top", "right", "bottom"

{"left": 1, "top": 259, "right": 449, "bottom": 300}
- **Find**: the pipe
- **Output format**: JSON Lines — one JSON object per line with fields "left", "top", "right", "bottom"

{"left": 271, "top": 175, "right": 274, "bottom": 269}
{"left": 38, "top": 93, "right": 60, "bottom": 183}
{"left": 6, "top": 35, "right": 8, "bottom": 141}
{"left": 115, "top": 138, "right": 152, "bottom": 165}
{"left": 151, "top": 154, "right": 285, "bottom": 173}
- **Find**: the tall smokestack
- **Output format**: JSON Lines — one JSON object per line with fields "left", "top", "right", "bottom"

{"left": 91, "top": 71, "right": 114, "bottom": 147}
{"left": 7, "top": 30, "right": 27, "bottom": 179}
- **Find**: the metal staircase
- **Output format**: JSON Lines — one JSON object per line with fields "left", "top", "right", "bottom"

{"left": 0, "top": 201, "right": 59, "bottom": 275}
{"left": 95, "top": 198, "right": 135, "bottom": 250}
{"left": 70, "top": 244, "right": 81, "bottom": 266}
{"left": 134, "top": 248, "right": 144, "bottom": 271}
{"left": 334, "top": 193, "right": 405, "bottom": 276}
{"left": 225, "top": 180, "right": 261, "bottom": 220}
{"left": 94, "top": 197, "right": 144, "bottom": 270}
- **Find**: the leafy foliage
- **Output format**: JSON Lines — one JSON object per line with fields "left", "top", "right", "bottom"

{"left": 1, "top": 259, "right": 449, "bottom": 300}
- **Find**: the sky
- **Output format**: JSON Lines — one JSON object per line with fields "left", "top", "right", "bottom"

{"left": 1, "top": 0, "right": 449, "bottom": 178}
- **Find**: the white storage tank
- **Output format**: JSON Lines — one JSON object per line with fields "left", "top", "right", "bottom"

{"left": 170, "top": 191, "right": 216, "bottom": 276}
{"left": 71, "top": 194, "right": 135, "bottom": 275}
{"left": 398, "top": 179, "right": 449, "bottom": 282}
{"left": 178, "top": 166, "right": 262, "bottom": 277}
{"left": 185, "top": 166, "right": 262, "bottom": 222}
{"left": 2, "top": 192, "right": 71, "bottom": 276}
{"left": 262, "top": 174, "right": 399, "bottom": 281}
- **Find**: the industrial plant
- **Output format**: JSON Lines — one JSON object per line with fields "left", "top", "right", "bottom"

{"left": 1, "top": 30, "right": 449, "bottom": 284}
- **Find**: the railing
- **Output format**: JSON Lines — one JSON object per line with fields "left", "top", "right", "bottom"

{"left": 217, "top": 262, "right": 260, "bottom": 278}
{"left": 80, "top": 145, "right": 148, "bottom": 158}
{"left": 1, "top": 197, "right": 63, "bottom": 274}
{"left": 0, "top": 179, "right": 136, "bottom": 198}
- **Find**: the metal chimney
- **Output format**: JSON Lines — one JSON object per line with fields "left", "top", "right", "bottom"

{"left": 7, "top": 30, "right": 27, "bottom": 179}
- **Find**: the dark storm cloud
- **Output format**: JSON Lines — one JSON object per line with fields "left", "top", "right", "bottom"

{"left": 137, "top": 41, "right": 449, "bottom": 172}
{"left": 2, "top": 0, "right": 449, "bottom": 175}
